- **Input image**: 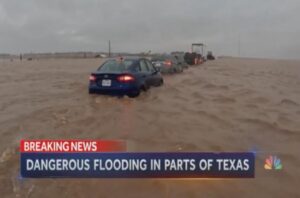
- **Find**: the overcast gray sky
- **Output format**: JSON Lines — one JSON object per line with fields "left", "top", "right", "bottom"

{"left": 0, "top": 0, "right": 299, "bottom": 59}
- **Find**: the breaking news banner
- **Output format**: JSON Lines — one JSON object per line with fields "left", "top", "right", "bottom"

{"left": 20, "top": 139, "right": 126, "bottom": 153}
{"left": 20, "top": 140, "right": 255, "bottom": 178}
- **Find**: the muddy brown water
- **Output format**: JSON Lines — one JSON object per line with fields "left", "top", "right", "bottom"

{"left": 0, "top": 58, "right": 299, "bottom": 197}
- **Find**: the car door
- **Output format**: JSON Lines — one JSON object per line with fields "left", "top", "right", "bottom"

{"left": 139, "top": 59, "right": 151, "bottom": 87}
{"left": 145, "top": 59, "right": 160, "bottom": 86}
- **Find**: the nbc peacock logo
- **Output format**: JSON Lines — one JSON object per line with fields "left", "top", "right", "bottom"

{"left": 264, "top": 155, "right": 283, "bottom": 170}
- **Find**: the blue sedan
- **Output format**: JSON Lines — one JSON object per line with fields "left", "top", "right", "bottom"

{"left": 89, "top": 57, "right": 164, "bottom": 97}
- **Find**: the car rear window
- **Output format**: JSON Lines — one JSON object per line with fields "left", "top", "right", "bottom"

{"left": 98, "top": 60, "right": 134, "bottom": 72}
{"left": 152, "top": 56, "right": 176, "bottom": 62}
{"left": 152, "top": 57, "right": 165, "bottom": 61}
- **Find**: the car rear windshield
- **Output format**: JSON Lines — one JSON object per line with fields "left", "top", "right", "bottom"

{"left": 97, "top": 60, "right": 134, "bottom": 72}
{"left": 152, "top": 56, "right": 175, "bottom": 62}
{"left": 152, "top": 56, "right": 166, "bottom": 61}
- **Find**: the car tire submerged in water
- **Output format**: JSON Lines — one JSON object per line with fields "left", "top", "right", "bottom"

{"left": 159, "top": 79, "right": 164, "bottom": 86}
{"left": 154, "top": 79, "right": 164, "bottom": 87}
{"left": 127, "top": 83, "right": 148, "bottom": 98}
{"left": 127, "top": 89, "right": 140, "bottom": 98}
{"left": 142, "top": 84, "right": 150, "bottom": 92}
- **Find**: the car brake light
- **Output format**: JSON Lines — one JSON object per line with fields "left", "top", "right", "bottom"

{"left": 117, "top": 75, "right": 135, "bottom": 82}
{"left": 89, "top": 75, "right": 96, "bottom": 81}
{"left": 164, "top": 60, "right": 172, "bottom": 67}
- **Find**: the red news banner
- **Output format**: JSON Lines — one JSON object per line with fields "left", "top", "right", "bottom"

{"left": 20, "top": 140, "right": 126, "bottom": 152}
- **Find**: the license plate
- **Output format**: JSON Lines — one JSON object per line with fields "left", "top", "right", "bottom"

{"left": 101, "top": 79, "right": 111, "bottom": 87}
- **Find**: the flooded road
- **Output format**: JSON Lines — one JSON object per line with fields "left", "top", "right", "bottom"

{"left": 0, "top": 58, "right": 300, "bottom": 197}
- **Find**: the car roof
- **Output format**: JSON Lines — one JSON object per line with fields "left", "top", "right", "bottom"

{"left": 106, "top": 56, "right": 148, "bottom": 61}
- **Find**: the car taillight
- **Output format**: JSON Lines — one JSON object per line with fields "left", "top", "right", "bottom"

{"left": 117, "top": 75, "right": 135, "bottom": 82}
{"left": 164, "top": 60, "right": 172, "bottom": 67}
{"left": 89, "top": 75, "right": 96, "bottom": 81}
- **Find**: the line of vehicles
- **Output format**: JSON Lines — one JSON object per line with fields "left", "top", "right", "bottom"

{"left": 88, "top": 51, "right": 215, "bottom": 98}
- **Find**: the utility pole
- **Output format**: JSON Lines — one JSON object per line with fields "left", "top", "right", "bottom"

{"left": 238, "top": 34, "right": 241, "bottom": 57}
{"left": 108, "top": 40, "right": 111, "bottom": 57}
